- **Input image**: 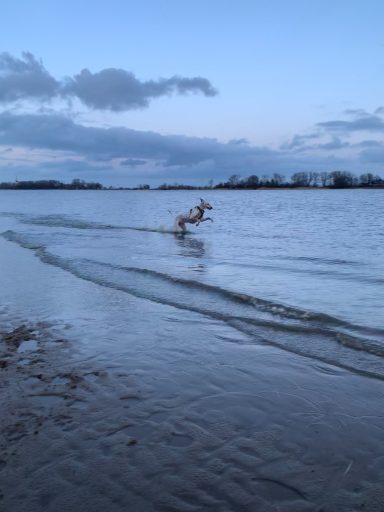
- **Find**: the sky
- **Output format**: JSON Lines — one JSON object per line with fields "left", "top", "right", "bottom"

{"left": 1, "top": 0, "right": 384, "bottom": 186}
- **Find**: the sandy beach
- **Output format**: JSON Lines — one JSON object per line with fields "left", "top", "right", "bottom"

{"left": 1, "top": 292, "right": 384, "bottom": 511}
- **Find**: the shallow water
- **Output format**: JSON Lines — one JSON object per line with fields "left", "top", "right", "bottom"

{"left": 0, "top": 189, "right": 383, "bottom": 378}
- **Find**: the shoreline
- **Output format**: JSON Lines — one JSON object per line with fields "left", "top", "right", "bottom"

{"left": 1, "top": 186, "right": 384, "bottom": 191}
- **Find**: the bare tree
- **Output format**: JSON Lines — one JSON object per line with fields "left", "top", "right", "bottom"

{"left": 272, "top": 173, "right": 285, "bottom": 186}
{"left": 228, "top": 174, "right": 241, "bottom": 187}
{"left": 329, "top": 171, "right": 354, "bottom": 188}
{"left": 320, "top": 172, "right": 330, "bottom": 187}
{"left": 308, "top": 172, "right": 320, "bottom": 186}
{"left": 291, "top": 172, "right": 310, "bottom": 187}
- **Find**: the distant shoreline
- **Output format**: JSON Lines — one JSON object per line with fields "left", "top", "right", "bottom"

{"left": 1, "top": 172, "right": 383, "bottom": 191}
{"left": 1, "top": 185, "right": 383, "bottom": 191}
{"left": 150, "top": 171, "right": 384, "bottom": 190}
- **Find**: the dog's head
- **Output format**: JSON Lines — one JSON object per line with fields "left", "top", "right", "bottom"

{"left": 200, "top": 198, "right": 213, "bottom": 210}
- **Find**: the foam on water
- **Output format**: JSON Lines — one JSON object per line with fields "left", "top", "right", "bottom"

{"left": 0, "top": 212, "right": 192, "bottom": 234}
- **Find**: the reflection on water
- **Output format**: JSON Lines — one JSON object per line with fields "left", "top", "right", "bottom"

{"left": 174, "top": 235, "right": 206, "bottom": 259}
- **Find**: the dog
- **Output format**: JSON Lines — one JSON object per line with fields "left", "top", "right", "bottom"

{"left": 174, "top": 198, "right": 213, "bottom": 233}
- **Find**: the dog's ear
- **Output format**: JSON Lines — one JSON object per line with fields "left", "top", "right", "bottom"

{"left": 200, "top": 198, "right": 204, "bottom": 203}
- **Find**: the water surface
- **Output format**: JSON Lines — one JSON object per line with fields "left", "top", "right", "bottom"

{"left": 1, "top": 188, "right": 383, "bottom": 378}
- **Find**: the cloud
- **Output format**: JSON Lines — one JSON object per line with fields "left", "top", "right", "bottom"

{"left": 228, "top": 138, "right": 249, "bottom": 145}
{"left": 358, "top": 142, "right": 384, "bottom": 163}
{"left": 120, "top": 158, "right": 147, "bottom": 167}
{"left": 1, "top": 110, "right": 375, "bottom": 185}
{"left": 317, "top": 110, "right": 384, "bottom": 134}
{"left": 356, "top": 139, "right": 383, "bottom": 148}
{"left": 0, "top": 52, "right": 59, "bottom": 102}
{"left": 281, "top": 132, "right": 321, "bottom": 150}
{"left": 0, "top": 111, "right": 234, "bottom": 165}
{"left": 0, "top": 52, "right": 217, "bottom": 111}
{"left": 284, "top": 135, "right": 350, "bottom": 153}
{"left": 282, "top": 109, "right": 384, "bottom": 158}
{"left": 63, "top": 69, "right": 217, "bottom": 111}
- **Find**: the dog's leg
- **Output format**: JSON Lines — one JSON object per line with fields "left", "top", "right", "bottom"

{"left": 200, "top": 217, "right": 213, "bottom": 223}
{"left": 175, "top": 216, "right": 187, "bottom": 233}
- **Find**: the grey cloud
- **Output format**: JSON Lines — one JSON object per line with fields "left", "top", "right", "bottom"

{"left": 0, "top": 52, "right": 217, "bottom": 111}
{"left": 63, "top": 69, "right": 217, "bottom": 111}
{"left": 282, "top": 132, "right": 321, "bottom": 150}
{"left": 358, "top": 143, "right": 384, "bottom": 163}
{"left": 228, "top": 138, "right": 249, "bottom": 145}
{"left": 356, "top": 139, "right": 383, "bottom": 148}
{"left": 0, "top": 111, "right": 288, "bottom": 176}
{"left": 288, "top": 136, "right": 350, "bottom": 152}
{"left": 343, "top": 108, "right": 368, "bottom": 116}
{"left": 0, "top": 52, "right": 59, "bottom": 102}
{"left": 0, "top": 111, "right": 235, "bottom": 166}
{"left": 359, "top": 149, "right": 384, "bottom": 163}
{"left": 2, "top": 111, "right": 384, "bottom": 186}
{"left": 316, "top": 138, "right": 350, "bottom": 150}
{"left": 283, "top": 108, "right": 384, "bottom": 155}
{"left": 120, "top": 158, "right": 147, "bottom": 167}
{"left": 317, "top": 112, "right": 384, "bottom": 133}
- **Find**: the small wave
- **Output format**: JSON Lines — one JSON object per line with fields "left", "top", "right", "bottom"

{"left": 3, "top": 228, "right": 384, "bottom": 380}
{"left": 2, "top": 230, "right": 45, "bottom": 250}
{"left": 124, "top": 226, "right": 193, "bottom": 235}
{"left": 277, "top": 255, "right": 363, "bottom": 267}
{"left": 23, "top": 214, "right": 116, "bottom": 230}
{"left": 0, "top": 212, "right": 115, "bottom": 229}
{"left": 107, "top": 265, "right": 345, "bottom": 325}
{"left": 217, "top": 260, "right": 384, "bottom": 285}
{"left": 6, "top": 213, "right": 184, "bottom": 235}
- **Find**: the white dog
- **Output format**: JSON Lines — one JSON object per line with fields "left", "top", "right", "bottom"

{"left": 174, "top": 198, "right": 213, "bottom": 233}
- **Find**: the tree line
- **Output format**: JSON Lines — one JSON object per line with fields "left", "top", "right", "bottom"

{"left": 0, "top": 179, "right": 103, "bottom": 190}
{"left": 156, "top": 171, "right": 384, "bottom": 190}
{"left": 214, "top": 171, "right": 384, "bottom": 189}
{"left": 0, "top": 172, "right": 383, "bottom": 190}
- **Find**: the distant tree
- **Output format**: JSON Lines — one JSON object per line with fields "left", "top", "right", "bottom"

{"left": 270, "top": 173, "right": 285, "bottom": 187}
{"left": 85, "top": 182, "right": 103, "bottom": 189}
{"left": 320, "top": 172, "right": 330, "bottom": 187}
{"left": 291, "top": 172, "right": 310, "bottom": 187}
{"left": 360, "top": 173, "right": 375, "bottom": 186}
{"left": 358, "top": 173, "right": 383, "bottom": 186}
{"left": 71, "top": 178, "right": 85, "bottom": 189}
{"left": 259, "top": 175, "right": 271, "bottom": 186}
{"left": 244, "top": 175, "right": 259, "bottom": 188}
{"left": 228, "top": 174, "right": 241, "bottom": 188}
{"left": 329, "top": 171, "right": 355, "bottom": 188}
{"left": 308, "top": 172, "right": 320, "bottom": 186}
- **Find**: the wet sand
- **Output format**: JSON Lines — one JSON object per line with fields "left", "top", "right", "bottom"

{"left": 1, "top": 315, "right": 384, "bottom": 512}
